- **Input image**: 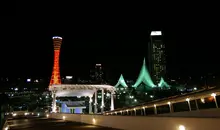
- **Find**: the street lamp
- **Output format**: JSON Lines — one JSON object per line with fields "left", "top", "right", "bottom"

{"left": 167, "top": 101, "right": 173, "bottom": 113}
{"left": 211, "top": 93, "right": 218, "bottom": 108}
{"left": 133, "top": 108, "right": 136, "bottom": 116}
{"left": 186, "top": 98, "right": 191, "bottom": 111}
{"left": 142, "top": 107, "right": 146, "bottom": 116}
{"left": 154, "top": 104, "right": 157, "bottom": 114}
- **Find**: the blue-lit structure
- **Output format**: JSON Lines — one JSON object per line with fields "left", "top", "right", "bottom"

{"left": 59, "top": 101, "right": 86, "bottom": 114}
{"left": 61, "top": 103, "right": 71, "bottom": 113}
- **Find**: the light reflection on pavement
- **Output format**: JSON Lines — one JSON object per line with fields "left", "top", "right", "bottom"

{"left": 7, "top": 118, "right": 119, "bottom": 130}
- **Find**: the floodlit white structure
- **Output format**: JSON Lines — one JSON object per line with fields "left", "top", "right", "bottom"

{"left": 52, "top": 36, "right": 62, "bottom": 39}
{"left": 150, "top": 31, "right": 162, "bottom": 36}
{"left": 49, "top": 84, "right": 115, "bottom": 114}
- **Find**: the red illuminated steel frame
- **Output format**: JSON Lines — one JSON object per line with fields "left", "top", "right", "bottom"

{"left": 49, "top": 36, "right": 62, "bottom": 87}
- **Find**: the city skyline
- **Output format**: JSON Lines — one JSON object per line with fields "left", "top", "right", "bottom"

{"left": 1, "top": 18, "right": 219, "bottom": 81}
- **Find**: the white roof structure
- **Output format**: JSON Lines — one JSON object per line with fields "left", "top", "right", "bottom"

{"left": 150, "top": 31, "right": 162, "bottom": 36}
{"left": 49, "top": 84, "right": 115, "bottom": 97}
{"left": 52, "top": 36, "right": 62, "bottom": 39}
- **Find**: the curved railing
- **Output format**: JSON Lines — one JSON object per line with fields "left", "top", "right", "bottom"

{"left": 104, "top": 87, "right": 220, "bottom": 116}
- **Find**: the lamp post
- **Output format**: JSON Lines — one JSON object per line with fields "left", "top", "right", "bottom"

{"left": 167, "top": 101, "right": 173, "bottom": 113}
{"left": 211, "top": 93, "right": 218, "bottom": 108}
{"left": 186, "top": 98, "right": 191, "bottom": 111}
{"left": 154, "top": 104, "right": 157, "bottom": 114}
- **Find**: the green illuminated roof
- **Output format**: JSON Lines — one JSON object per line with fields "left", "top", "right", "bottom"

{"left": 158, "top": 77, "right": 170, "bottom": 88}
{"left": 115, "top": 74, "right": 128, "bottom": 88}
{"left": 132, "top": 58, "right": 155, "bottom": 88}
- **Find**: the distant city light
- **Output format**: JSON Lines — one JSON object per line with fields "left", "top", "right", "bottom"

{"left": 34, "top": 79, "right": 39, "bottom": 82}
{"left": 14, "top": 88, "right": 18, "bottom": 91}
{"left": 150, "top": 31, "right": 162, "bottom": 36}
{"left": 129, "top": 96, "right": 134, "bottom": 99}
{"left": 66, "top": 76, "right": 73, "bottom": 79}
{"left": 96, "top": 64, "right": 101, "bottom": 66}
{"left": 27, "top": 79, "right": 31, "bottom": 82}
{"left": 193, "top": 87, "right": 197, "bottom": 91}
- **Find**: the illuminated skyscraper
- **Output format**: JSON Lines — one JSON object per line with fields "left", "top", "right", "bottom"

{"left": 49, "top": 36, "right": 62, "bottom": 87}
{"left": 90, "top": 64, "right": 104, "bottom": 84}
{"left": 148, "top": 31, "right": 166, "bottom": 84}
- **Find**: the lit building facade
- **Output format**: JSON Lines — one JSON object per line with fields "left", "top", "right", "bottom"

{"left": 148, "top": 31, "right": 166, "bottom": 84}
{"left": 90, "top": 64, "right": 104, "bottom": 84}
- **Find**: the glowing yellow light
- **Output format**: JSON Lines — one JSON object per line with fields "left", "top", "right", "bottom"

{"left": 46, "top": 114, "right": 49, "bottom": 118}
{"left": 211, "top": 93, "right": 216, "bottom": 97}
{"left": 167, "top": 101, "right": 171, "bottom": 105}
{"left": 5, "top": 126, "right": 9, "bottom": 130}
{"left": 92, "top": 118, "right": 96, "bottom": 123}
{"left": 63, "top": 116, "right": 66, "bottom": 120}
{"left": 201, "top": 98, "right": 205, "bottom": 103}
{"left": 154, "top": 104, "right": 156, "bottom": 107}
{"left": 178, "top": 125, "right": 186, "bottom": 130}
{"left": 186, "top": 98, "right": 190, "bottom": 102}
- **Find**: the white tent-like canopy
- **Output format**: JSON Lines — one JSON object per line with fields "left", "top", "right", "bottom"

{"left": 49, "top": 84, "right": 115, "bottom": 97}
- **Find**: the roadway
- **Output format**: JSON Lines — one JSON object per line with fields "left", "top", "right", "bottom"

{"left": 7, "top": 117, "right": 119, "bottom": 130}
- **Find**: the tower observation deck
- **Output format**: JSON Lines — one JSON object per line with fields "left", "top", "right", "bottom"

{"left": 49, "top": 36, "right": 62, "bottom": 87}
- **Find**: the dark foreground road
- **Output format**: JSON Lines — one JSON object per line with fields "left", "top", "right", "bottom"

{"left": 7, "top": 118, "right": 119, "bottom": 130}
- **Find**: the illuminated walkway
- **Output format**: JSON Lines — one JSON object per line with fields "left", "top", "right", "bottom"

{"left": 7, "top": 118, "right": 119, "bottom": 130}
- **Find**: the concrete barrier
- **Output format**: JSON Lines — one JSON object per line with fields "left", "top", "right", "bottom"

{"left": 50, "top": 113, "right": 220, "bottom": 130}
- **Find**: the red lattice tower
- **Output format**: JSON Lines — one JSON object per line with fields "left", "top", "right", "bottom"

{"left": 49, "top": 36, "right": 62, "bottom": 87}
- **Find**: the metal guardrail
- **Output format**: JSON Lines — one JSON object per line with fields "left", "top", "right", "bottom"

{"left": 2, "top": 120, "right": 9, "bottom": 130}
{"left": 105, "top": 87, "right": 220, "bottom": 114}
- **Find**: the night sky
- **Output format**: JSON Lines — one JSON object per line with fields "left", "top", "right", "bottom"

{"left": 1, "top": 14, "right": 219, "bottom": 81}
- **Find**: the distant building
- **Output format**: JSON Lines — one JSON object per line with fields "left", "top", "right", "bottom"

{"left": 0, "top": 77, "right": 51, "bottom": 111}
{"left": 62, "top": 76, "right": 73, "bottom": 84}
{"left": 90, "top": 64, "right": 104, "bottom": 84}
{"left": 148, "top": 31, "right": 166, "bottom": 84}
